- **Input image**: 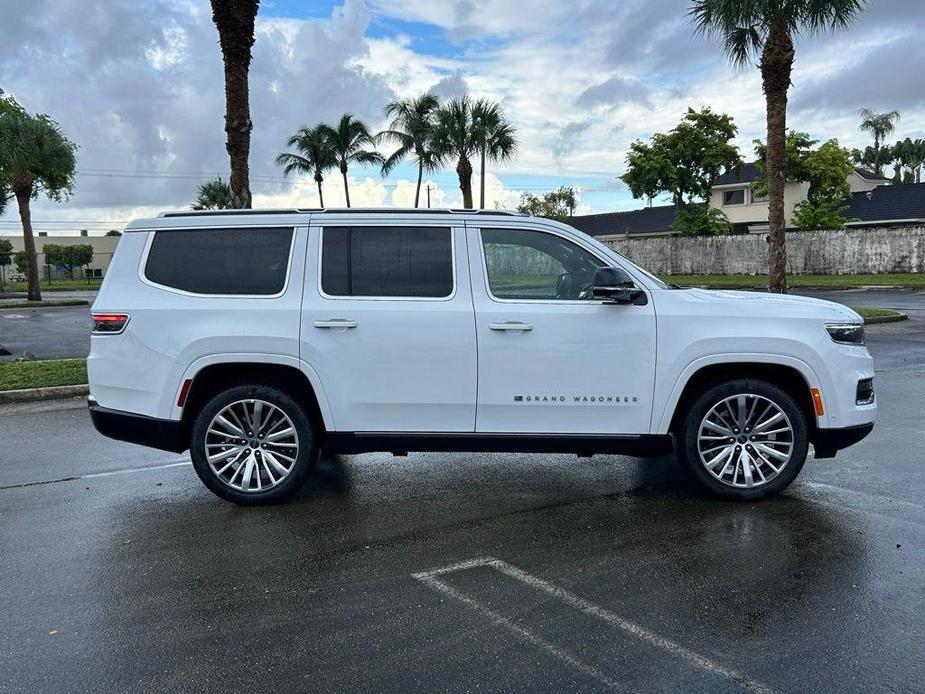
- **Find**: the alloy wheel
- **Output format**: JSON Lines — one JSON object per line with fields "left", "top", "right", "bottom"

{"left": 696, "top": 393, "right": 794, "bottom": 489}
{"left": 204, "top": 399, "right": 299, "bottom": 493}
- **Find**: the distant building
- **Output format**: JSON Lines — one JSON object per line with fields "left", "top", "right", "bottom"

{"left": 570, "top": 165, "right": 925, "bottom": 240}
{"left": 1, "top": 234, "right": 120, "bottom": 281}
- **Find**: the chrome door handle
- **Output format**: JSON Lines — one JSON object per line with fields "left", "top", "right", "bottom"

{"left": 489, "top": 321, "right": 534, "bottom": 331}
{"left": 313, "top": 319, "right": 358, "bottom": 329}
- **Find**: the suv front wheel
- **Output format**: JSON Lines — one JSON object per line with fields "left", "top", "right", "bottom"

{"left": 190, "top": 384, "right": 318, "bottom": 505}
{"left": 676, "top": 379, "right": 809, "bottom": 500}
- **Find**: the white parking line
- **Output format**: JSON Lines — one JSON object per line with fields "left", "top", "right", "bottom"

{"left": 413, "top": 557, "right": 775, "bottom": 694}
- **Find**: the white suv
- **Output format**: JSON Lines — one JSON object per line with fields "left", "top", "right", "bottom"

{"left": 88, "top": 209, "right": 876, "bottom": 504}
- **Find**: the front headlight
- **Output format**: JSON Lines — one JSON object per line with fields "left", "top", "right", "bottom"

{"left": 826, "top": 323, "right": 865, "bottom": 345}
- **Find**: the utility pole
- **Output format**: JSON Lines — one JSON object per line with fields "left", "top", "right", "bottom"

{"left": 426, "top": 184, "right": 433, "bottom": 209}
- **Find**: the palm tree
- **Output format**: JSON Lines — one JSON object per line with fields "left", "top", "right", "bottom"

{"left": 433, "top": 97, "right": 479, "bottom": 209}
{"left": 379, "top": 93, "right": 442, "bottom": 208}
{"left": 914, "top": 138, "right": 925, "bottom": 184}
{"left": 692, "top": 0, "right": 865, "bottom": 294}
{"left": 209, "top": 0, "right": 260, "bottom": 209}
{"left": 319, "top": 115, "right": 383, "bottom": 208}
{"left": 0, "top": 93, "right": 77, "bottom": 302}
{"left": 276, "top": 125, "right": 336, "bottom": 207}
{"left": 858, "top": 108, "right": 900, "bottom": 175}
{"left": 192, "top": 177, "right": 233, "bottom": 210}
{"left": 472, "top": 99, "right": 517, "bottom": 209}
{"left": 0, "top": 183, "right": 9, "bottom": 217}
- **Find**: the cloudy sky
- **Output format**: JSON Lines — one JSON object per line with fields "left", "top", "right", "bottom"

{"left": 1, "top": 0, "right": 923, "bottom": 235}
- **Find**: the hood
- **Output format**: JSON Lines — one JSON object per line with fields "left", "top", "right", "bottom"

{"left": 682, "top": 288, "right": 862, "bottom": 321}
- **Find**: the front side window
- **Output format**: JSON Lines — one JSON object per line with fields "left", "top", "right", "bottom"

{"left": 144, "top": 227, "right": 293, "bottom": 295}
{"left": 320, "top": 226, "right": 453, "bottom": 298}
{"left": 481, "top": 228, "right": 606, "bottom": 300}
{"left": 722, "top": 189, "right": 746, "bottom": 206}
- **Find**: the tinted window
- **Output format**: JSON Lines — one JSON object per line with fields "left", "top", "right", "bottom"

{"left": 481, "top": 228, "right": 605, "bottom": 300}
{"left": 145, "top": 227, "right": 293, "bottom": 295}
{"left": 321, "top": 226, "right": 453, "bottom": 298}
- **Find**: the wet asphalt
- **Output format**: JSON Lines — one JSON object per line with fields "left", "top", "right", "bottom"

{"left": 1, "top": 313, "right": 924, "bottom": 692}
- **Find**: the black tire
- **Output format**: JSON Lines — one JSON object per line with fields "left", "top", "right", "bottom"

{"left": 676, "top": 379, "right": 808, "bottom": 500}
{"left": 190, "top": 384, "right": 318, "bottom": 505}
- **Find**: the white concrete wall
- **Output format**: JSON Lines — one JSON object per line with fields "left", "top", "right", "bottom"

{"left": 603, "top": 227, "right": 925, "bottom": 275}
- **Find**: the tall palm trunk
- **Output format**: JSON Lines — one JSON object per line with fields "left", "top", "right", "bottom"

{"left": 13, "top": 182, "right": 41, "bottom": 302}
{"left": 760, "top": 24, "right": 794, "bottom": 295}
{"left": 873, "top": 134, "right": 880, "bottom": 175}
{"left": 414, "top": 160, "right": 424, "bottom": 208}
{"left": 341, "top": 163, "right": 351, "bottom": 208}
{"left": 211, "top": 0, "right": 257, "bottom": 209}
{"left": 479, "top": 146, "right": 486, "bottom": 209}
{"left": 457, "top": 155, "right": 473, "bottom": 209}
{"left": 315, "top": 172, "right": 325, "bottom": 208}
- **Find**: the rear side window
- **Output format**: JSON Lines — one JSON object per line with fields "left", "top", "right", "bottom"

{"left": 144, "top": 227, "right": 294, "bottom": 295}
{"left": 321, "top": 226, "right": 453, "bottom": 298}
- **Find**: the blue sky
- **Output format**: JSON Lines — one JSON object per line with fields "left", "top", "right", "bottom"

{"left": 1, "top": 0, "right": 924, "bottom": 233}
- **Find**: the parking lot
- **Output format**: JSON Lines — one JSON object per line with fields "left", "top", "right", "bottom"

{"left": 1, "top": 303, "right": 924, "bottom": 692}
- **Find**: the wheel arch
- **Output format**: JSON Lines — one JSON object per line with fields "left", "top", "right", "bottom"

{"left": 172, "top": 355, "right": 334, "bottom": 434}
{"left": 659, "top": 355, "right": 823, "bottom": 437}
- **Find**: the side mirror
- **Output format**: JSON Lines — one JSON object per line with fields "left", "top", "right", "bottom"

{"left": 592, "top": 266, "right": 643, "bottom": 304}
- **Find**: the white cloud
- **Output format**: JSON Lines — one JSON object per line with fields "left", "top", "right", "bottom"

{"left": 0, "top": 0, "right": 922, "bottom": 228}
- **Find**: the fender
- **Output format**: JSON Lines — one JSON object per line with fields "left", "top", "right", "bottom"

{"left": 654, "top": 352, "right": 827, "bottom": 433}
{"left": 165, "top": 352, "right": 335, "bottom": 430}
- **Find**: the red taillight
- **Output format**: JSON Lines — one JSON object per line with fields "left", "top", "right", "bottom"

{"left": 91, "top": 313, "right": 130, "bottom": 334}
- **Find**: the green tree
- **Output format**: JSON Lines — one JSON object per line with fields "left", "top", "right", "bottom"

{"left": 319, "top": 114, "right": 383, "bottom": 208}
{"left": 887, "top": 138, "right": 921, "bottom": 184}
{"left": 0, "top": 182, "right": 9, "bottom": 216}
{"left": 791, "top": 139, "right": 855, "bottom": 230}
{"left": 276, "top": 125, "right": 336, "bottom": 207}
{"left": 752, "top": 131, "right": 817, "bottom": 198}
{"left": 516, "top": 186, "right": 579, "bottom": 222}
{"left": 692, "top": 0, "right": 866, "bottom": 294}
{"left": 44, "top": 243, "right": 93, "bottom": 279}
{"left": 192, "top": 176, "right": 233, "bottom": 210}
{"left": 858, "top": 108, "right": 900, "bottom": 175}
{"left": 105, "top": 229, "right": 122, "bottom": 237}
{"left": 13, "top": 251, "right": 27, "bottom": 275}
{"left": 0, "top": 237, "right": 12, "bottom": 290}
{"left": 621, "top": 107, "right": 741, "bottom": 206}
{"left": 433, "top": 97, "right": 479, "bottom": 209}
{"left": 472, "top": 99, "right": 517, "bottom": 209}
{"left": 671, "top": 205, "right": 732, "bottom": 236}
{"left": 379, "top": 93, "right": 443, "bottom": 208}
{"left": 0, "top": 91, "right": 78, "bottom": 301}
{"left": 849, "top": 144, "right": 880, "bottom": 173}
{"left": 209, "top": 0, "right": 260, "bottom": 209}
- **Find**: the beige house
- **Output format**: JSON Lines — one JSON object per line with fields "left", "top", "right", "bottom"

{"left": 1, "top": 234, "right": 120, "bottom": 282}
{"left": 572, "top": 164, "right": 905, "bottom": 240}
{"left": 709, "top": 163, "right": 889, "bottom": 234}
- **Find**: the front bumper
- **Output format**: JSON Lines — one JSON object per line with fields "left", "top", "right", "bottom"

{"left": 88, "top": 398, "right": 188, "bottom": 453}
{"left": 812, "top": 422, "right": 874, "bottom": 459}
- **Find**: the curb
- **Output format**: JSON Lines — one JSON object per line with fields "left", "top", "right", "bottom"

{"left": 0, "top": 299, "right": 90, "bottom": 310}
{"left": 864, "top": 312, "right": 909, "bottom": 325}
{"left": 0, "top": 384, "right": 89, "bottom": 405}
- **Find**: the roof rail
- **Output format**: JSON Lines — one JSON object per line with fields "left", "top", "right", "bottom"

{"left": 158, "top": 207, "right": 529, "bottom": 218}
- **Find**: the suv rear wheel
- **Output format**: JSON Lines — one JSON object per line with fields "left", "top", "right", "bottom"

{"left": 190, "top": 384, "right": 318, "bottom": 505}
{"left": 676, "top": 379, "right": 808, "bottom": 500}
